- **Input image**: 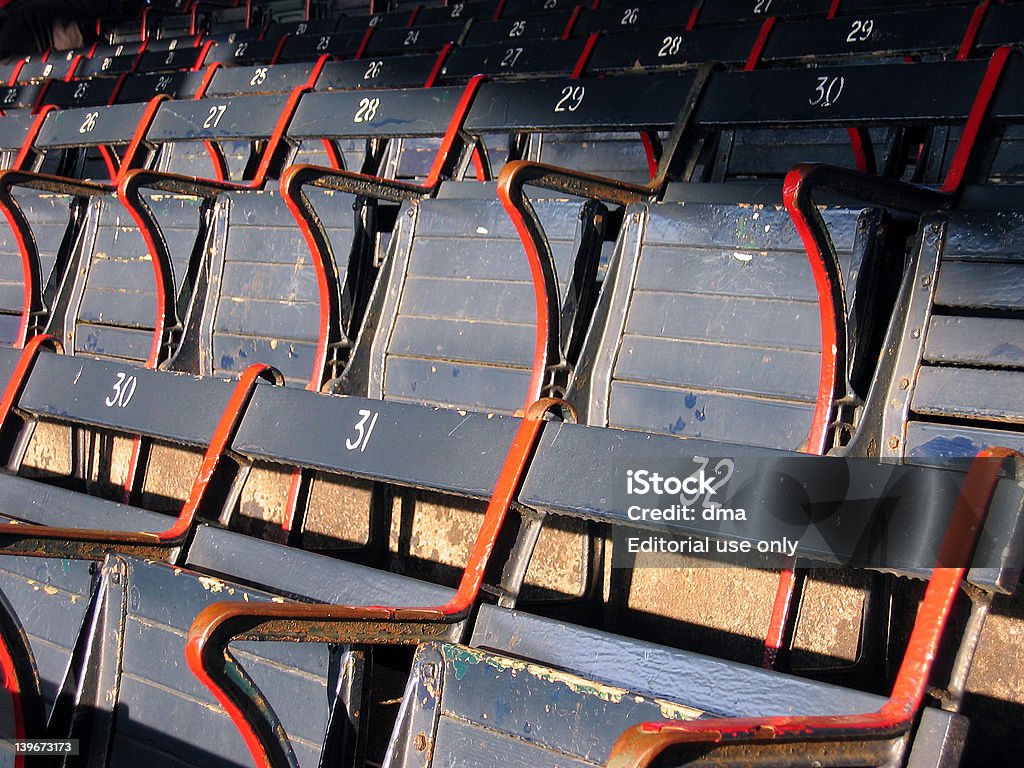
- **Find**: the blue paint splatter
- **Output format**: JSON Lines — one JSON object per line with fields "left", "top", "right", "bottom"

{"left": 684, "top": 393, "right": 697, "bottom": 409}
{"left": 911, "top": 436, "right": 980, "bottom": 459}
{"left": 991, "top": 343, "right": 1024, "bottom": 362}
{"left": 668, "top": 417, "right": 686, "bottom": 434}
{"left": 695, "top": 406, "right": 706, "bottom": 422}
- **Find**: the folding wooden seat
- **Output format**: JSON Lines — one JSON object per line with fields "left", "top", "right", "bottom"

{"left": 0, "top": 84, "right": 45, "bottom": 113}
{"left": 169, "top": 193, "right": 1024, "bottom": 765}
{"left": 0, "top": 101, "right": 213, "bottom": 366}
{"left": 690, "top": 0, "right": 831, "bottom": 27}
{"left": 74, "top": 42, "right": 144, "bottom": 80}
{"left": 841, "top": 0, "right": 980, "bottom": 14}
{"left": 582, "top": 21, "right": 769, "bottom": 75}
{"left": 759, "top": 6, "right": 978, "bottom": 65}
{"left": 333, "top": 178, "right": 604, "bottom": 410}
{"left": 284, "top": 73, "right": 713, "bottom": 404}
{"left": 104, "top": 21, "right": 146, "bottom": 47}
{"left": 135, "top": 78, "right": 479, "bottom": 387}
{"left": 49, "top": 369, "right": 550, "bottom": 766}
{"left": 268, "top": 16, "right": 339, "bottom": 41}
{"left": 133, "top": 44, "right": 210, "bottom": 76}
{"left": 464, "top": 71, "right": 700, "bottom": 185}
{"left": 287, "top": 55, "right": 447, "bottom": 174}
{"left": 40, "top": 76, "right": 124, "bottom": 110}
{"left": 274, "top": 24, "right": 367, "bottom": 62}
{"left": 439, "top": 35, "right": 589, "bottom": 81}
{"left": 0, "top": 96, "right": 584, "bottom": 758}
{"left": 145, "top": 34, "right": 206, "bottom": 52}
{"left": 0, "top": 345, "right": 278, "bottom": 724}
{"left": 565, "top": 194, "right": 877, "bottom": 450}
{"left": 339, "top": 7, "right": 418, "bottom": 31}
{"left": 259, "top": 0, "right": 310, "bottom": 23}
{"left": 570, "top": 0, "right": 692, "bottom": 38}
{"left": 685, "top": 53, "right": 1017, "bottom": 190}
{"left": 828, "top": 179, "right": 1024, "bottom": 694}
{"left": 153, "top": 12, "right": 199, "bottom": 42}
{"left": 476, "top": 51, "right": 1018, "bottom": 682}
{"left": 465, "top": 430, "right": 1023, "bottom": 768}
{"left": 177, "top": 144, "right": 1024, "bottom": 768}
{"left": 295, "top": 48, "right": 490, "bottom": 183}
{"left": 165, "top": 182, "right": 366, "bottom": 386}
{"left": 114, "top": 68, "right": 207, "bottom": 103}
{"left": 361, "top": 19, "right": 470, "bottom": 57}
{"left": 0, "top": 111, "right": 72, "bottom": 347}
{"left": 918, "top": 52, "right": 1023, "bottom": 188}
{"left": 462, "top": 8, "right": 577, "bottom": 44}
{"left": 448, "top": 51, "right": 712, "bottom": 188}
{"left": 203, "top": 2, "right": 258, "bottom": 36}
{"left": 204, "top": 23, "right": 266, "bottom": 45}
{"left": 13, "top": 57, "right": 80, "bottom": 87}
{"left": 835, "top": 192, "right": 1024, "bottom": 685}
{"left": 415, "top": 0, "right": 501, "bottom": 26}
{"left": 378, "top": 523, "right": 1018, "bottom": 768}
{"left": 314, "top": 52, "right": 443, "bottom": 91}
{"left": 0, "top": 101, "right": 194, "bottom": 354}
{"left": 854, "top": 204, "right": 1024, "bottom": 463}
{"left": 500, "top": 0, "right": 579, "bottom": 15}
{"left": 975, "top": 2, "right": 1024, "bottom": 52}
{"left": 202, "top": 26, "right": 284, "bottom": 66}
{"left": 203, "top": 60, "right": 321, "bottom": 98}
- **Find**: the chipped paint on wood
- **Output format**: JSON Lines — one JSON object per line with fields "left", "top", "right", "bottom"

{"left": 198, "top": 575, "right": 226, "bottom": 593}
{"left": 441, "top": 644, "right": 702, "bottom": 721}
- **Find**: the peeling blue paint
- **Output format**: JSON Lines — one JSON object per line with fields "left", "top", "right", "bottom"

{"left": 911, "top": 435, "right": 980, "bottom": 458}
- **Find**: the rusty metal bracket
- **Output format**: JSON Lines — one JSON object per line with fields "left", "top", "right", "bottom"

{"left": 782, "top": 162, "right": 952, "bottom": 455}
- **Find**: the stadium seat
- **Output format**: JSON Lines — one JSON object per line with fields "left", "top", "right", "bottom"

{"left": 0, "top": 2, "right": 1021, "bottom": 766}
